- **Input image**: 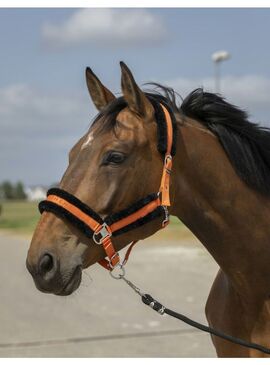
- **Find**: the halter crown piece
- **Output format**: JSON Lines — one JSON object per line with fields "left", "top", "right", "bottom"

{"left": 39, "top": 98, "right": 176, "bottom": 271}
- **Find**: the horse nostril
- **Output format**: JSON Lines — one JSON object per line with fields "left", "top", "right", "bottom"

{"left": 39, "top": 253, "right": 55, "bottom": 276}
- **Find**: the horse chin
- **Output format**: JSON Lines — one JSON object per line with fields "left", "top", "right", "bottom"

{"left": 57, "top": 265, "right": 82, "bottom": 296}
{"left": 32, "top": 265, "right": 83, "bottom": 297}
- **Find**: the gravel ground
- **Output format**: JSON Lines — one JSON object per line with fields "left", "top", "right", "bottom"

{"left": 0, "top": 229, "right": 218, "bottom": 357}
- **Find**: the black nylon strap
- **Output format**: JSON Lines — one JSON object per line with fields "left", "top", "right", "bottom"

{"left": 142, "top": 293, "right": 270, "bottom": 355}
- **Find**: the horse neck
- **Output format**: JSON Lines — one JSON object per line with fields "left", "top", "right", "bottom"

{"left": 170, "top": 116, "right": 270, "bottom": 296}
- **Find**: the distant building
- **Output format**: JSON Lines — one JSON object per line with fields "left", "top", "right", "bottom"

{"left": 25, "top": 186, "right": 47, "bottom": 201}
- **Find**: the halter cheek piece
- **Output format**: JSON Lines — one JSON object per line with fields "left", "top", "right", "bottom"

{"left": 39, "top": 99, "right": 176, "bottom": 271}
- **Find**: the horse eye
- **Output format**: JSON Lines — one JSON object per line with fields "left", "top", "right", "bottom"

{"left": 103, "top": 151, "right": 126, "bottom": 165}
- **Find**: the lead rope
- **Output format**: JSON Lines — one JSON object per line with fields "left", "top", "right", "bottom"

{"left": 110, "top": 267, "right": 270, "bottom": 355}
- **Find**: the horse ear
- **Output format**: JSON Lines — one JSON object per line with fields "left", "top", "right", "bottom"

{"left": 85, "top": 67, "right": 116, "bottom": 111}
{"left": 120, "top": 61, "right": 154, "bottom": 119}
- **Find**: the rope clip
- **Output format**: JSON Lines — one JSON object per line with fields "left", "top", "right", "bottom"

{"left": 109, "top": 263, "right": 125, "bottom": 280}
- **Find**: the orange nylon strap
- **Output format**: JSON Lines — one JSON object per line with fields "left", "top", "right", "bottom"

{"left": 99, "top": 236, "right": 120, "bottom": 270}
{"left": 99, "top": 258, "right": 111, "bottom": 270}
{"left": 160, "top": 104, "right": 173, "bottom": 154}
{"left": 99, "top": 240, "right": 138, "bottom": 271}
{"left": 159, "top": 104, "right": 173, "bottom": 207}
{"left": 98, "top": 197, "right": 162, "bottom": 270}
{"left": 109, "top": 197, "right": 161, "bottom": 233}
{"left": 46, "top": 195, "right": 101, "bottom": 231}
{"left": 102, "top": 102, "right": 174, "bottom": 268}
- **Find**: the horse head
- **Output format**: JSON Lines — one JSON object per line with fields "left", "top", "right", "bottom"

{"left": 26, "top": 62, "right": 175, "bottom": 295}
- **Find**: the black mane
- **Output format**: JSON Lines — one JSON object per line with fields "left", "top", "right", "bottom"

{"left": 150, "top": 84, "right": 270, "bottom": 196}
{"left": 92, "top": 84, "right": 270, "bottom": 196}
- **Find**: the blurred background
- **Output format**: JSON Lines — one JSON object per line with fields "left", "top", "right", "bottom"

{"left": 0, "top": 8, "right": 270, "bottom": 357}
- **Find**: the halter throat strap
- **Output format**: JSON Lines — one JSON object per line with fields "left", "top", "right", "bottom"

{"left": 39, "top": 101, "right": 175, "bottom": 271}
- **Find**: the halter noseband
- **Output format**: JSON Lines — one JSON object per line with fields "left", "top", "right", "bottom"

{"left": 39, "top": 100, "right": 176, "bottom": 271}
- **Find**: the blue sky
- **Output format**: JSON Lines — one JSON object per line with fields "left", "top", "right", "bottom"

{"left": 1, "top": 8, "right": 270, "bottom": 185}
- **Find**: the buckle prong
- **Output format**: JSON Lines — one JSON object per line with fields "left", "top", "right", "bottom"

{"left": 164, "top": 154, "right": 172, "bottom": 174}
{"left": 162, "top": 205, "right": 170, "bottom": 227}
{"left": 165, "top": 154, "right": 172, "bottom": 165}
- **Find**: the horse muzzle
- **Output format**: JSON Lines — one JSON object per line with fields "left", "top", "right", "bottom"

{"left": 26, "top": 251, "right": 82, "bottom": 296}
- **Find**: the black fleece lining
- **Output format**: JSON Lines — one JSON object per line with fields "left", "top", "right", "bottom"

{"left": 39, "top": 200, "right": 165, "bottom": 239}
{"left": 104, "top": 193, "right": 158, "bottom": 226}
{"left": 148, "top": 97, "right": 177, "bottom": 157}
{"left": 112, "top": 206, "right": 165, "bottom": 236}
{"left": 39, "top": 200, "right": 94, "bottom": 238}
{"left": 46, "top": 188, "right": 103, "bottom": 225}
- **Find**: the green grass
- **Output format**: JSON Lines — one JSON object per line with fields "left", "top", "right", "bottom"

{"left": 0, "top": 200, "right": 40, "bottom": 235}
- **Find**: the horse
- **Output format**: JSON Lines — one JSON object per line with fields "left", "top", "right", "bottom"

{"left": 26, "top": 62, "right": 270, "bottom": 357}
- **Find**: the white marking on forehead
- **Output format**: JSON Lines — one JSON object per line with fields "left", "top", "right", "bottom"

{"left": 81, "top": 131, "right": 94, "bottom": 150}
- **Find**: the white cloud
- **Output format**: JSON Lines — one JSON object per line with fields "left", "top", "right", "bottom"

{"left": 41, "top": 9, "right": 167, "bottom": 49}
{"left": 166, "top": 74, "right": 270, "bottom": 125}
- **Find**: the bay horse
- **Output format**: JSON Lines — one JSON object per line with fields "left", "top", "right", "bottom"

{"left": 27, "top": 62, "right": 270, "bottom": 357}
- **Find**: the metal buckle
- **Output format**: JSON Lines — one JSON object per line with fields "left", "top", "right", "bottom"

{"left": 108, "top": 252, "right": 120, "bottom": 268}
{"left": 165, "top": 154, "right": 172, "bottom": 164}
{"left": 149, "top": 300, "right": 165, "bottom": 315}
{"left": 164, "top": 154, "right": 172, "bottom": 174}
{"left": 162, "top": 205, "right": 170, "bottom": 227}
{"left": 93, "top": 223, "right": 112, "bottom": 245}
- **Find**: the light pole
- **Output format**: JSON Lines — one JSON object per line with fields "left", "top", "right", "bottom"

{"left": 211, "top": 50, "right": 231, "bottom": 93}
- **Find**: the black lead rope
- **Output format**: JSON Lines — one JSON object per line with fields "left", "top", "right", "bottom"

{"left": 118, "top": 275, "right": 270, "bottom": 355}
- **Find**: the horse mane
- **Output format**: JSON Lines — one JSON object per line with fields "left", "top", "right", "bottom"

{"left": 148, "top": 84, "right": 270, "bottom": 196}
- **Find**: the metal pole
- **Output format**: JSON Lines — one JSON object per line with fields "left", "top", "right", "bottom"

{"left": 212, "top": 51, "right": 230, "bottom": 94}
{"left": 215, "top": 61, "right": 220, "bottom": 94}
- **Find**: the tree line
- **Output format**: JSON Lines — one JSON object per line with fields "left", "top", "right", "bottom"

{"left": 0, "top": 181, "right": 27, "bottom": 200}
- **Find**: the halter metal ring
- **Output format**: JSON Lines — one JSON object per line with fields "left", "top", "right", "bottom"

{"left": 109, "top": 263, "right": 125, "bottom": 279}
{"left": 93, "top": 223, "right": 112, "bottom": 245}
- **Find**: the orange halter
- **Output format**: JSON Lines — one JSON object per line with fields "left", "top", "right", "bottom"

{"left": 39, "top": 102, "right": 174, "bottom": 271}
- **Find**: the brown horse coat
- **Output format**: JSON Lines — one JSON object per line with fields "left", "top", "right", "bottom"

{"left": 27, "top": 63, "right": 270, "bottom": 357}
